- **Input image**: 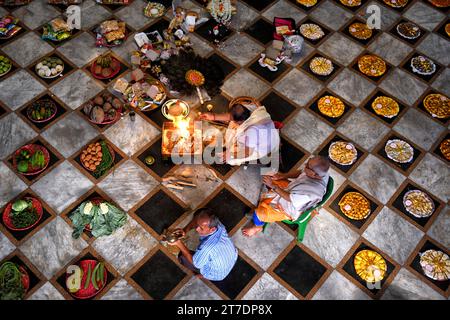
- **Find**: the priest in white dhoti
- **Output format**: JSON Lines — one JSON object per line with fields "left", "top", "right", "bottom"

{"left": 242, "top": 156, "right": 330, "bottom": 237}
{"left": 199, "top": 101, "right": 280, "bottom": 166}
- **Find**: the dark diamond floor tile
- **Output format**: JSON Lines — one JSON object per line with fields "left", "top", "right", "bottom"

{"left": 416, "top": 90, "right": 448, "bottom": 125}
{"left": 131, "top": 250, "right": 186, "bottom": 299}
{"left": 401, "top": 53, "right": 442, "bottom": 83}
{"left": 0, "top": 192, "right": 52, "bottom": 242}
{"left": 342, "top": 242, "right": 395, "bottom": 294}
{"left": 19, "top": 94, "right": 67, "bottom": 132}
{"left": 56, "top": 252, "right": 115, "bottom": 299}
{"left": 308, "top": 91, "right": 352, "bottom": 126}
{"left": 73, "top": 139, "right": 123, "bottom": 180}
{"left": 29, "top": 52, "right": 75, "bottom": 86}
{"left": 436, "top": 19, "right": 450, "bottom": 40}
{"left": 391, "top": 183, "right": 441, "bottom": 229}
{"left": 244, "top": 18, "right": 274, "bottom": 45}
{"left": 135, "top": 189, "right": 186, "bottom": 235}
{"left": 140, "top": 107, "right": 166, "bottom": 129}
{"left": 341, "top": 17, "right": 381, "bottom": 46}
{"left": 249, "top": 59, "right": 289, "bottom": 83}
{"left": 0, "top": 104, "right": 6, "bottom": 118}
{"left": 142, "top": 18, "right": 170, "bottom": 35}
{"left": 137, "top": 138, "right": 175, "bottom": 177}
{"left": 242, "top": 0, "right": 276, "bottom": 11}
{"left": 209, "top": 162, "right": 233, "bottom": 178}
{"left": 201, "top": 94, "right": 230, "bottom": 114}
{"left": 317, "top": 134, "right": 364, "bottom": 174}
{"left": 261, "top": 91, "right": 297, "bottom": 122}
{"left": 207, "top": 53, "right": 237, "bottom": 77}
{"left": 152, "top": 0, "right": 173, "bottom": 7}
{"left": 280, "top": 137, "right": 305, "bottom": 172}
{"left": 376, "top": 134, "right": 422, "bottom": 173}
{"left": 409, "top": 240, "right": 449, "bottom": 292}
{"left": 329, "top": 184, "right": 380, "bottom": 230}
{"left": 7, "top": 138, "right": 61, "bottom": 183}
{"left": 301, "top": 53, "right": 341, "bottom": 83}
{"left": 211, "top": 255, "right": 257, "bottom": 299}
{"left": 433, "top": 133, "right": 450, "bottom": 164}
{"left": 203, "top": 188, "right": 250, "bottom": 232}
{"left": 1, "top": 254, "right": 41, "bottom": 294}
{"left": 195, "top": 19, "right": 234, "bottom": 44}
{"left": 298, "top": 18, "right": 331, "bottom": 46}
{"left": 288, "top": 0, "right": 323, "bottom": 12}
{"left": 362, "top": 90, "right": 406, "bottom": 125}
{"left": 273, "top": 245, "right": 327, "bottom": 297}
{"left": 389, "top": 19, "right": 427, "bottom": 46}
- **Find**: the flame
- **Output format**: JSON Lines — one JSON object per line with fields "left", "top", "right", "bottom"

{"left": 174, "top": 118, "right": 190, "bottom": 139}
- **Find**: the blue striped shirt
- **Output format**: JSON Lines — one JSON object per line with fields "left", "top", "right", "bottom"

{"left": 193, "top": 222, "right": 238, "bottom": 281}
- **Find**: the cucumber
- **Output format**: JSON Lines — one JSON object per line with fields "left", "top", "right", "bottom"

{"left": 91, "top": 263, "right": 100, "bottom": 290}
{"left": 98, "top": 263, "right": 104, "bottom": 286}
{"left": 84, "top": 264, "right": 91, "bottom": 289}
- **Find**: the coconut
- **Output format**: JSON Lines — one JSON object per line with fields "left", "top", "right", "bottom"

{"left": 90, "top": 106, "right": 105, "bottom": 123}
{"left": 94, "top": 96, "right": 104, "bottom": 106}
{"left": 103, "top": 102, "right": 112, "bottom": 112}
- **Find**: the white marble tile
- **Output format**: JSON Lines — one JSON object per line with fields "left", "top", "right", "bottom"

{"left": 367, "top": 33, "right": 413, "bottom": 66}
{"left": 427, "top": 207, "right": 449, "bottom": 248}
{"left": 232, "top": 222, "right": 293, "bottom": 270}
{"left": 20, "top": 217, "right": 88, "bottom": 279}
{"left": 226, "top": 165, "right": 263, "bottom": 206}
{"left": 350, "top": 155, "right": 405, "bottom": 204}
{"left": 80, "top": 0, "right": 112, "bottom": 29}
{"left": 57, "top": 32, "right": 108, "bottom": 68}
{"left": 0, "top": 70, "right": 46, "bottom": 110}
{"left": 393, "top": 108, "right": 445, "bottom": 151}
{"left": 41, "top": 112, "right": 99, "bottom": 158}
{"left": 0, "top": 162, "right": 28, "bottom": 209}
{"left": 12, "top": 0, "right": 60, "bottom": 30}
{"left": 380, "top": 69, "right": 428, "bottom": 106}
{"left": 275, "top": 69, "right": 323, "bottom": 107}
{"left": 49, "top": 69, "right": 104, "bottom": 110}
{"left": 409, "top": 154, "right": 450, "bottom": 203}
{"left": 417, "top": 33, "right": 450, "bottom": 66}
{"left": 357, "top": 0, "right": 400, "bottom": 31}
{"left": 363, "top": 207, "right": 424, "bottom": 265}
{"left": 327, "top": 68, "right": 376, "bottom": 107}
{"left": 242, "top": 273, "right": 297, "bottom": 300}
{"left": 222, "top": 69, "right": 270, "bottom": 99}
{"left": 312, "top": 270, "right": 371, "bottom": 300}
{"left": 431, "top": 67, "right": 450, "bottom": 97}
{"left": 229, "top": 0, "right": 259, "bottom": 31}
{"left": 98, "top": 160, "right": 159, "bottom": 211}
{"left": 403, "top": 2, "right": 446, "bottom": 32}
{"left": 92, "top": 217, "right": 157, "bottom": 275}
{"left": 2, "top": 32, "right": 53, "bottom": 67}
{"left": 173, "top": 277, "right": 222, "bottom": 300}
{"left": 381, "top": 268, "right": 445, "bottom": 300}
{"left": 0, "top": 232, "right": 15, "bottom": 261}
{"left": 27, "top": 281, "right": 65, "bottom": 300}
{"left": 282, "top": 109, "right": 334, "bottom": 153}
{"left": 303, "top": 209, "right": 359, "bottom": 267}
{"left": 310, "top": 0, "right": 353, "bottom": 31}
{"left": 100, "top": 279, "right": 144, "bottom": 300}
{"left": 115, "top": 0, "right": 151, "bottom": 30}
{"left": 104, "top": 113, "right": 160, "bottom": 157}
{"left": 220, "top": 34, "right": 264, "bottom": 66}
{"left": 318, "top": 33, "right": 364, "bottom": 66}
{"left": 30, "top": 161, "right": 94, "bottom": 214}
{"left": 0, "top": 113, "right": 37, "bottom": 159}
{"left": 337, "top": 109, "right": 390, "bottom": 151}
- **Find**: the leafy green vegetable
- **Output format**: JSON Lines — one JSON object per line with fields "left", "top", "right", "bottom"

{"left": 0, "top": 262, "right": 25, "bottom": 300}
{"left": 93, "top": 141, "right": 113, "bottom": 178}
{"left": 17, "top": 161, "right": 28, "bottom": 173}
{"left": 69, "top": 200, "right": 127, "bottom": 239}
{"left": 12, "top": 200, "right": 30, "bottom": 212}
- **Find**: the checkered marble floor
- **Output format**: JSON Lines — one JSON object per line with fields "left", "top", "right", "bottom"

{"left": 0, "top": 0, "right": 449, "bottom": 300}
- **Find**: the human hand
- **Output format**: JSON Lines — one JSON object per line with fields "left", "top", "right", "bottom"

{"left": 262, "top": 176, "right": 274, "bottom": 188}
{"left": 271, "top": 172, "right": 287, "bottom": 180}
{"left": 167, "top": 239, "right": 182, "bottom": 247}
{"left": 199, "top": 112, "right": 215, "bottom": 121}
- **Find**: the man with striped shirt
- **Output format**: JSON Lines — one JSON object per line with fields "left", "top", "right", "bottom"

{"left": 169, "top": 208, "right": 238, "bottom": 281}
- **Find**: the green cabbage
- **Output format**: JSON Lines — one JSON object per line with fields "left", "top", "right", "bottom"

{"left": 12, "top": 200, "right": 30, "bottom": 212}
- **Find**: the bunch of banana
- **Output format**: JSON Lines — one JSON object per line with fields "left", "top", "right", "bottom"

{"left": 96, "top": 54, "right": 112, "bottom": 68}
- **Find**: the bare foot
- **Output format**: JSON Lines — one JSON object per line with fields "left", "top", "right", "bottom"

{"left": 242, "top": 223, "right": 263, "bottom": 237}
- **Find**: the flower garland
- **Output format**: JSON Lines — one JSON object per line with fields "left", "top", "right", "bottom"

{"left": 185, "top": 69, "right": 205, "bottom": 87}
{"left": 210, "top": 0, "right": 233, "bottom": 25}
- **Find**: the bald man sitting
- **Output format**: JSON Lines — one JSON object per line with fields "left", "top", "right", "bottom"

{"left": 243, "top": 156, "right": 330, "bottom": 237}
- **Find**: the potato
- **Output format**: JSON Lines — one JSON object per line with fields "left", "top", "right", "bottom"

{"left": 85, "top": 154, "right": 92, "bottom": 161}
{"left": 97, "top": 152, "right": 103, "bottom": 157}
{"left": 112, "top": 98, "right": 122, "bottom": 109}
{"left": 89, "top": 159, "right": 94, "bottom": 164}
{"left": 89, "top": 164, "right": 96, "bottom": 170}
{"left": 103, "top": 102, "right": 112, "bottom": 112}
{"left": 96, "top": 145, "right": 101, "bottom": 152}
{"left": 83, "top": 161, "right": 90, "bottom": 168}
{"left": 81, "top": 154, "right": 85, "bottom": 161}
{"left": 94, "top": 161, "right": 100, "bottom": 165}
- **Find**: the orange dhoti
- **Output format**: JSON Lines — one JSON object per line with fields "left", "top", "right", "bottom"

{"left": 255, "top": 180, "right": 292, "bottom": 223}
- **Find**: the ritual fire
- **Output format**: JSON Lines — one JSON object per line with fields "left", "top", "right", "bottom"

{"left": 162, "top": 118, "right": 202, "bottom": 159}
